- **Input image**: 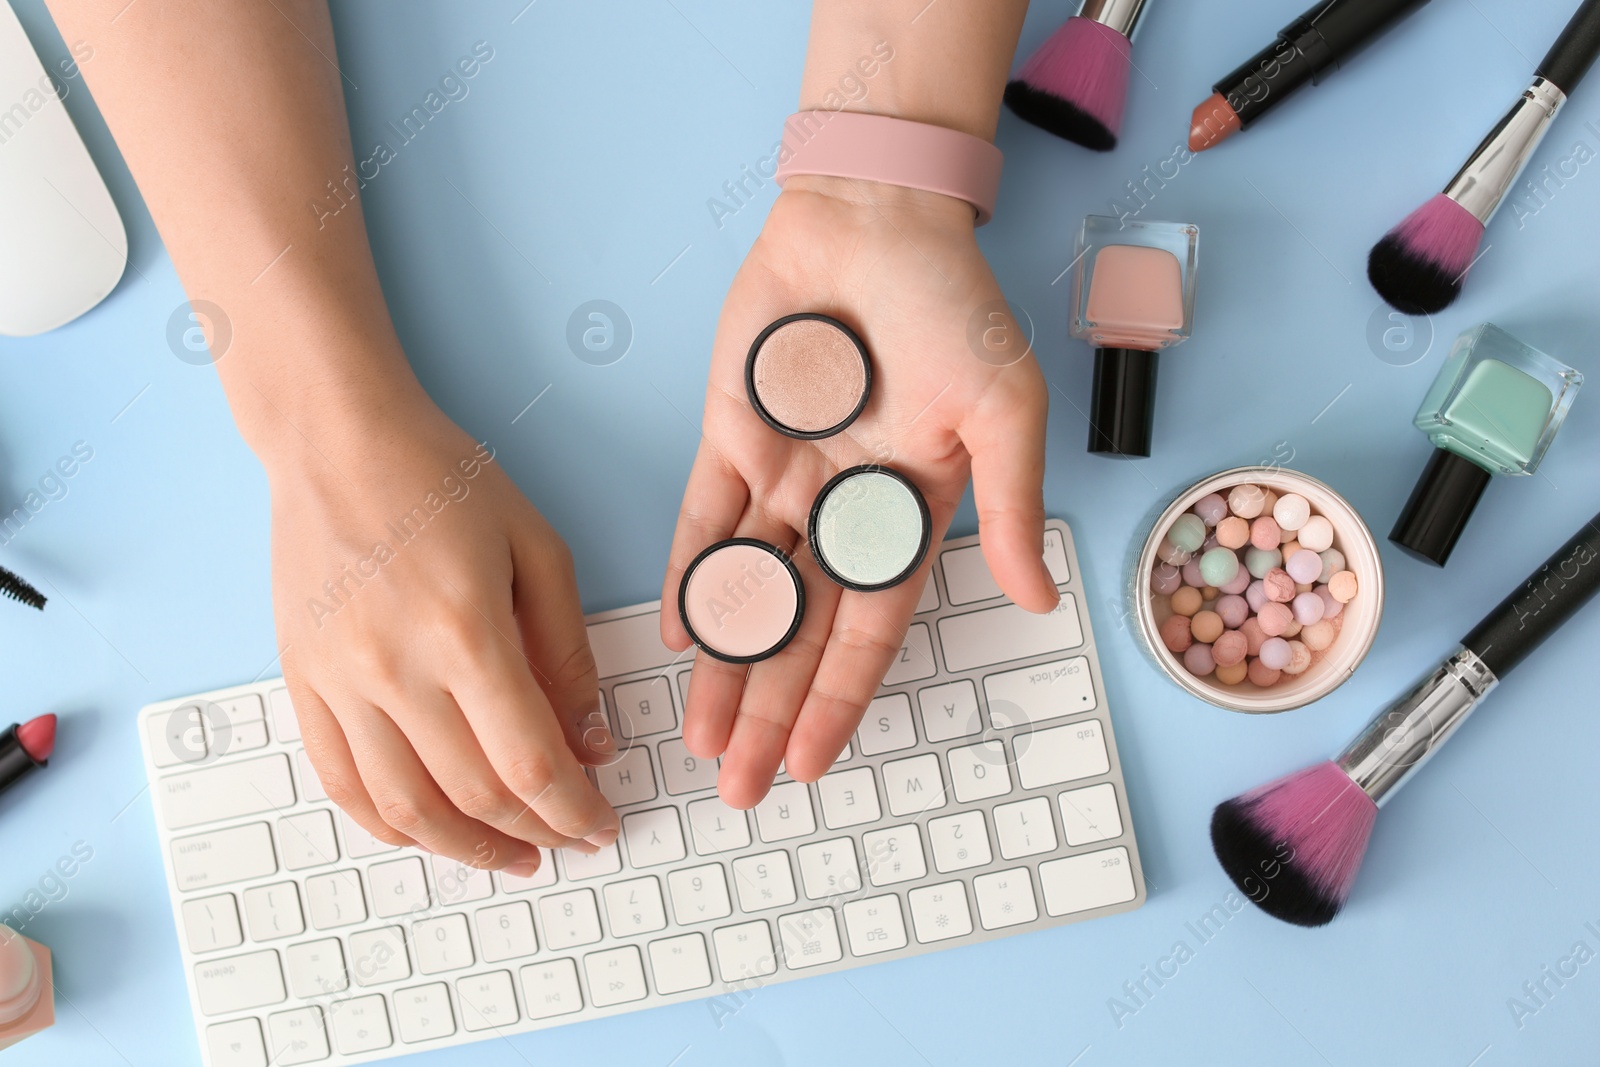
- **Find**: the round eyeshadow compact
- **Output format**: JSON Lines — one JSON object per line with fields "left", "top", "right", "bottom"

{"left": 745, "top": 313, "right": 872, "bottom": 440}
{"left": 808, "top": 466, "right": 932, "bottom": 592}
{"left": 678, "top": 538, "right": 806, "bottom": 663}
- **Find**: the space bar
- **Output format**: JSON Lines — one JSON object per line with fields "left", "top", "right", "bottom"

{"left": 937, "top": 596, "right": 1084, "bottom": 672}
{"left": 588, "top": 608, "right": 692, "bottom": 680}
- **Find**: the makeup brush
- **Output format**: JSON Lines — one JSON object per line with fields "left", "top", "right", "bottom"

{"left": 1368, "top": 0, "right": 1600, "bottom": 314}
{"left": 1213, "top": 510, "right": 1600, "bottom": 926}
{"left": 1004, "top": 0, "right": 1150, "bottom": 152}
{"left": 0, "top": 565, "right": 45, "bottom": 610}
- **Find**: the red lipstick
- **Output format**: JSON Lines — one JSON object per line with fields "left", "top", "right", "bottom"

{"left": 1, "top": 714, "right": 55, "bottom": 796}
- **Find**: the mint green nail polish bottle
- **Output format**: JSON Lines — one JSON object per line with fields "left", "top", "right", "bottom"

{"left": 1391, "top": 323, "right": 1583, "bottom": 566}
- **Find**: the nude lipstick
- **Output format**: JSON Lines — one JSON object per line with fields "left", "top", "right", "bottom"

{"left": 0, "top": 714, "right": 56, "bottom": 797}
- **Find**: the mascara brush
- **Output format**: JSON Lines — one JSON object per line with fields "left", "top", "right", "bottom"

{"left": 0, "top": 565, "right": 45, "bottom": 610}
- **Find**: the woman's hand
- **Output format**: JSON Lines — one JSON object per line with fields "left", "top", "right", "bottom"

{"left": 662, "top": 176, "right": 1058, "bottom": 808}
{"left": 269, "top": 389, "right": 619, "bottom": 876}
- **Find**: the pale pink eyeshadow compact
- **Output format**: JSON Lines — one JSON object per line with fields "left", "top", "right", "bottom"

{"left": 678, "top": 538, "right": 805, "bottom": 663}
{"left": 746, "top": 313, "right": 872, "bottom": 440}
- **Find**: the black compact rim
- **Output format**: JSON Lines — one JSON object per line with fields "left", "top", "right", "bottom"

{"left": 807, "top": 465, "right": 932, "bottom": 592}
{"left": 744, "top": 313, "right": 874, "bottom": 441}
{"left": 677, "top": 537, "right": 806, "bottom": 664}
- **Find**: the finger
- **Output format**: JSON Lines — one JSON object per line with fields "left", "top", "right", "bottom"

{"left": 386, "top": 683, "right": 591, "bottom": 852}
{"left": 449, "top": 627, "right": 620, "bottom": 846}
{"left": 716, "top": 548, "right": 841, "bottom": 808}
{"left": 289, "top": 682, "right": 418, "bottom": 851}
{"left": 784, "top": 570, "right": 935, "bottom": 782}
{"left": 339, "top": 700, "right": 543, "bottom": 871}
{"left": 963, "top": 374, "right": 1059, "bottom": 613}
{"left": 662, "top": 441, "right": 749, "bottom": 651}
{"left": 509, "top": 524, "right": 614, "bottom": 766}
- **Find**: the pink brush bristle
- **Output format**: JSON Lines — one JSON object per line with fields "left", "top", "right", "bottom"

{"left": 1367, "top": 194, "right": 1486, "bottom": 315}
{"left": 1210, "top": 760, "right": 1378, "bottom": 927}
{"left": 1004, "top": 16, "right": 1132, "bottom": 151}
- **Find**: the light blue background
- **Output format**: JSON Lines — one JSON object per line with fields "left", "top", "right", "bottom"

{"left": 5, "top": 0, "right": 1600, "bottom": 1064}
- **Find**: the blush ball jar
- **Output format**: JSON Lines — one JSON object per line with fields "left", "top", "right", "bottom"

{"left": 1131, "top": 466, "right": 1385, "bottom": 714}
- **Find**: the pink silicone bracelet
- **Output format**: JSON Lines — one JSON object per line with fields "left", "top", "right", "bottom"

{"left": 775, "top": 111, "right": 1003, "bottom": 226}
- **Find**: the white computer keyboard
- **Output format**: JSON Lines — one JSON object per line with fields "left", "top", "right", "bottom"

{"left": 138, "top": 519, "right": 1144, "bottom": 1067}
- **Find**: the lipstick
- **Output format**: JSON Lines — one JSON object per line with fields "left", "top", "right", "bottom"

{"left": 0, "top": 714, "right": 56, "bottom": 797}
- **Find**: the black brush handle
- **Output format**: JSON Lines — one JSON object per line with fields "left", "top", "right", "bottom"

{"left": 1538, "top": 0, "right": 1600, "bottom": 94}
{"left": 1463, "top": 511, "right": 1600, "bottom": 678}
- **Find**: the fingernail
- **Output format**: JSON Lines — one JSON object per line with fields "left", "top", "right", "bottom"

{"left": 584, "top": 725, "right": 616, "bottom": 756}
{"left": 586, "top": 827, "right": 618, "bottom": 849}
{"left": 505, "top": 857, "right": 541, "bottom": 878}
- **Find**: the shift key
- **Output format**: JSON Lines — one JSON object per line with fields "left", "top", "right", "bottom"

{"left": 937, "top": 595, "right": 1084, "bottom": 673}
{"left": 159, "top": 753, "right": 296, "bottom": 830}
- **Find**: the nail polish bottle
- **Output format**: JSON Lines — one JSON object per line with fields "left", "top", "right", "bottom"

{"left": 1391, "top": 323, "right": 1583, "bottom": 565}
{"left": 1071, "top": 215, "right": 1200, "bottom": 458}
{"left": 0, "top": 927, "right": 53, "bottom": 1050}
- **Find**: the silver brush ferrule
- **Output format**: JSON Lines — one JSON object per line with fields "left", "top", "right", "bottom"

{"left": 1079, "top": 0, "right": 1148, "bottom": 39}
{"left": 1444, "top": 77, "right": 1567, "bottom": 226}
{"left": 1335, "top": 648, "right": 1498, "bottom": 806}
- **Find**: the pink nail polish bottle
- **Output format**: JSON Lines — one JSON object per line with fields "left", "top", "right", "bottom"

{"left": 0, "top": 927, "right": 54, "bottom": 1050}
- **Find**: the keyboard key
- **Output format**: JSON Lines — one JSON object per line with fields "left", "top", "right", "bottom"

{"left": 843, "top": 895, "right": 908, "bottom": 956}
{"left": 1058, "top": 782, "right": 1124, "bottom": 845}
{"left": 622, "top": 807, "right": 687, "bottom": 867}
{"left": 242, "top": 881, "right": 305, "bottom": 940}
{"left": 540, "top": 889, "right": 603, "bottom": 949}
{"left": 148, "top": 705, "right": 205, "bottom": 768}
{"left": 974, "top": 868, "right": 1038, "bottom": 930}
{"left": 994, "top": 797, "right": 1057, "bottom": 859}
{"left": 731, "top": 851, "right": 797, "bottom": 912}
{"left": 687, "top": 797, "right": 751, "bottom": 854}
{"left": 172, "top": 823, "right": 277, "bottom": 891}
{"left": 862, "top": 824, "right": 926, "bottom": 886}
{"left": 1038, "top": 847, "right": 1137, "bottom": 916}
{"left": 497, "top": 862, "right": 557, "bottom": 893}
{"left": 295, "top": 750, "right": 327, "bottom": 802}
{"left": 947, "top": 741, "right": 1013, "bottom": 803}
{"left": 713, "top": 920, "right": 777, "bottom": 980}
{"left": 753, "top": 781, "right": 815, "bottom": 842}
{"left": 937, "top": 596, "right": 1084, "bottom": 673}
{"left": 338, "top": 808, "right": 399, "bottom": 860}
{"left": 882, "top": 623, "right": 937, "bottom": 685}
{"left": 182, "top": 893, "right": 242, "bottom": 953}
{"left": 984, "top": 657, "right": 1097, "bottom": 727}
{"left": 816, "top": 767, "right": 881, "bottom": 829}
{"left": 158, "top": 753, "right": 294, "bottom": 831}
{"left": 659, "top": 739, "right": 719, "bottom": 795}
{"left": 304, "top": 870, "right": 365, "bottom": 930}
{"left": 285, "top": 938, "right": 346, "bottom": 998}
{"left": 431, "top": 856, "right": 494, "bottom": 905}
{"left": 349, "top": 926, "right": 412, "bottom": 986}
{"left": 268, "top": 687, "right": 300, "bottom": 742}
{"left": 612, "top": 676, "right": 677, "bottom": 739}
{"left": 855, "top": 693, "right": 916, "bottom": 756}
{"left": 278, "top": 810, "right": 338, "bottom": 871}
{"left": 589, "top": 609, "right": 683, "bottom": 680}
{"left": 414, "top": 913, "right": 474, "bottom": 974}
{"left": 266, "top": 1005, "right": 328, "bottom": 1065}
{"left": 595, "top": 746, "right": 658, "bottom": 807}
{"left": 560, "top": 842, "right": 622, "bottom": 881}
{"left": 195, "top": 949, "right": 286, "bottom": 1016}
{"left": 204, "top": 694, "right": 270, "bottom": 756}
{"left": 521, "top": 958, "right": 583, "bottom": 1019}
{"left": 1014, "top": 720, "right": 1110, "bottom": 790}
{"left": 586, "top": 945, "right": 648, "bottom": 1007}
{"left": 908, "top": 881, "right": 972, "bottom": 943}
{"left": 603, "top": 876, "right": 667, "bottom": 936}
{"left": 941, "top": 532, "right": 1068, "bottom": 606}
{"left": 476, "top": 901, "right": 539, "bottom": 962}
{"left": 395, "top": 981, "right": 456, "bottom": 1042}
{"left": 927, "top": 811, "right": 992, "bottom": 873}
{"left": 668, "top": 863, "right": 732, "bottom": 924}
{"left": 649, "top": 932, "right": 713, "bottom": 994}
{"left": 329, "top": 994, "right": 391, "bottom": 1055}
{"left": 881, "top": 753, "right": 946, "bottom": 817}
{"left": 777, "top": 908, "right": 843, "bottom": 969}
{"left": 797, "top": 837, "right": 861, "bottom": 900}
{"left": 917, "top": 680, "right": 981, "bottom": 742}
{"left": 369, "top": 857, "right": 430, "bottom": 918}
{"left": 458, "top": 970, "right": 519, "bottom": 1032}
{"left": 207, "top": 1018, "right": 268, "bottom": 1067}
